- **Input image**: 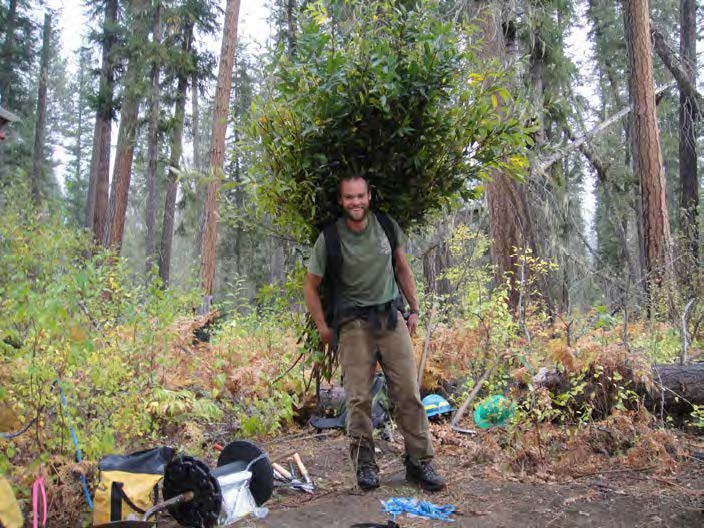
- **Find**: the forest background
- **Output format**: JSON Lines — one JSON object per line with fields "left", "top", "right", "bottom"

{"left": 0, "top": 0, "right": 703, "bottom": 521}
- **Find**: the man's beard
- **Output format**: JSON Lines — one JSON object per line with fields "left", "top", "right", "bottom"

{"left": 343, "top": 206, "right": 369, "bottom": 222}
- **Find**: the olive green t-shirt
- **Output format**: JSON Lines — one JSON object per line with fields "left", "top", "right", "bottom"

{"left": 307, "top": 214, "right": 407, "bottom": 308}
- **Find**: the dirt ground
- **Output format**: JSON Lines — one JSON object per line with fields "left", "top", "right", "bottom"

{"left": 218, "top": 429, "right": 704, "bottom": 528}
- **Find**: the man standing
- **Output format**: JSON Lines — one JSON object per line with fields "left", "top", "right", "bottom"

{"left": 304, "top": 175, "right": 445, "bottom": 491}
{"left": 0, "top": 106, "right": 19, "bottom": 142}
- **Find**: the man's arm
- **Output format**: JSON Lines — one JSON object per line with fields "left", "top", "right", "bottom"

{"left": 394, "top": 247, "right": 419, "bottom": 335}
{"left": 303, "top": 272, "right": 333, "bottom": 344}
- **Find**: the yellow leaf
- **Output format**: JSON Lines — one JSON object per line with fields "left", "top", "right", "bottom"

{"left": 69, "top": 325, "right": 87, "bottom": 342}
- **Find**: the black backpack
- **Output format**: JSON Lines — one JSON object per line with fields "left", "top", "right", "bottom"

{"left": 309, "top": 373, "right": 391, "bottom": 430}
{"left": 320, "top": 211, "right": 399, "bottom": 329}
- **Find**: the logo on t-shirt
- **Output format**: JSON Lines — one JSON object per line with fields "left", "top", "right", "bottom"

{"left": 378, "top": 234, "right": 391, "bottom": 255}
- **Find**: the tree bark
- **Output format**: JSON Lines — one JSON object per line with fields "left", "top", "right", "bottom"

{"left": 650, "top": 26, "right": 704, "bottom": 112}
{"left": 199, "top": 0, "right": 241, "bottom": 306}
{"left": 145, "top": 2, "right": 162, "bottom": 275}
{"left": 85, "top": 0, "right": 118, "bottom": 242}
{"left": 0, "top": 0, "right": 18, "bottom": 105}
{"left": 286, "top": 0, "right": 297, "bottom": 56}
{"left": 677, "top": 0, "right": 698, "bottom": 264}
{"left": 529, "top": 28, "right": 546, "bottom": 147}
{"left": 191, "top": 72, "right": 201, "bottom": 171}
{"left": 74, "top": 49, "right": 89, "bottom": 200}
{"left": 159, "top": 23, "right": 193, "bottom": 287}
{"left": 103, "top": 0, "right": 150, "bottom": 250}
{"left": 31, "top": 12, "right": 51, "bottom": 206}
{"left": 422, "top": 242, "right": 452, "bottom": 297}
{"left": 469, "top": 1, "right": 537, "bottom": 313}
{"left": 652, "top": 17, "right": 700, "bottom": 263}
{"left": 623, "top": 0, "right": 674, "bottom": 298}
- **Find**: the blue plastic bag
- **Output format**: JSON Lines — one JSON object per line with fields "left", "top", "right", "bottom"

{"left": 382, "top": 497, "right": 455, "bottom": 522}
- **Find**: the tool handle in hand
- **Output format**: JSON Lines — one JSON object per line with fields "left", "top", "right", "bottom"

{"left": 292, "top": 452, "right": 311, "bottom": 483}
{"left": 272, "top": 462, "right": 292, "bottom": 480}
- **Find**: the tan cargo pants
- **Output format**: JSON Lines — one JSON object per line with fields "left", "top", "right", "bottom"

{"left": 338, "top": 311, "right": 434, "bottom": 468}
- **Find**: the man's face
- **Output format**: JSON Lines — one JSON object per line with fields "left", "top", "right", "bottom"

{"left": 0, "top": 119, "right": 8, "bottom": 142}
{"left": 339, "top": 177, "right": 371, "bottom": 223}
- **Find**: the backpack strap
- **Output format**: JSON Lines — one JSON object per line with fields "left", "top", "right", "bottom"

{"left": 321, "top": 221, "right": 342, "bottom": 330}
{"left": 374, "top": 211, "right": 398, "bottom": 274}
{"left": 323, "top": 222, "right": 343, "bottom": 281}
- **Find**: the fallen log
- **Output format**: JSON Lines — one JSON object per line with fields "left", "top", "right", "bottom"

{"left": 646, "top": 363, "right": 704, "bottom": 417}
{"left": 532, "top": 363, "right": 704, "bottom": 420}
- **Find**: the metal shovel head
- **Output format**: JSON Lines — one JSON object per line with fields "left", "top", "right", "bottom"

{"left": 450, "top": 423, "right": 477, "bottom": 435}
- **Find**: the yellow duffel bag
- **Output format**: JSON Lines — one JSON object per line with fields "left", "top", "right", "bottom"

{"left": 93, "top": 447, "right": 174, "bottom": 526}
{"left": 0, "top": 474, "right": 22, "bottom": 528}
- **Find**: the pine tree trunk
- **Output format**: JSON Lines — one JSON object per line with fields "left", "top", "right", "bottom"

{"left": 75, "top": 51, "right": 87, "bottom": 195}
{"left": 31, "top": 13, "right": 51, "bottom": 206}
{"left": 529, "top": 34, "right": 546, "bottom": 146}
{"left": 159, "top": 24, "right": 193, "bottom": 287}
{"left": 0, "top": 0, "right": 18, "bottom": 105}
{"left": 286, "top": 0, "right": 296, "bottom": 56}
{"left": 192, "top": 73, "right": 207, "bottom": 264}
{"left": 623, "top": 0, "right": 674, "bottom": 299}
{"left": 103, "top": 0, "right": 150, "bottom": 250}
{"left": 678, "top": 0, "right": 698, "bottom": 263}
{"left": 145, "top": 2, "right": 162, "bottom": 275}
{"left": 471, "top": 0, "right": 538, "bottom": 314}
{"left": 528, "top": 16, "right": 563, "bottom": 314}
{"left": 588, "top": 0, "right": 647, "bottom": 299}
{"left": 85, "top": 0, "right": 118, "bottom": 241}
{"left": 422, "top": 242, "right": 452, "bottom": 297}
{"left": 486, "top": 174, "right": 535, "bottom": 310}
{"left": 191, "top": 72, "right": 201, "bottom": 171}
{"left": 199, "top": 0, "right": 241, "bottom": 307}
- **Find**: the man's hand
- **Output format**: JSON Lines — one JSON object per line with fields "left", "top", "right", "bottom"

{"left": 406, "top": 312, "right": 419, "bottom": 336}
{"left": 318, "top": 324, "right": 333, "bottom": 345}
{"left": 304, "top": 272, "right": 332, "bottom": 345}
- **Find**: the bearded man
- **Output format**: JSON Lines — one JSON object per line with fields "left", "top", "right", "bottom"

{"left": 303, "top": 175, "right": 445, "bottom": 492}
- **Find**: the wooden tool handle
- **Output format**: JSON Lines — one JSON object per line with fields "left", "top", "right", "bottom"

{"left": 272, "top": 462, "right": 292, "bottom": 480}
{"left": 292, "top": 452, "right": 310, "bottom": 482}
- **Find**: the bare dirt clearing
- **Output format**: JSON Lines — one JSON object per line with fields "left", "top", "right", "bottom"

{"left": 216, "top": 429, "right": 703, "bottom": 528}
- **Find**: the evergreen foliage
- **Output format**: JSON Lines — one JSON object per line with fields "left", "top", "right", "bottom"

{"left": 0, "top": 0, "right": 38, "bottom": 182}
{"left": 63, "top": 46, "right": 97, "bottom": 227}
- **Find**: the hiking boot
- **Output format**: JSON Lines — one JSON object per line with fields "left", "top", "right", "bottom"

{"left": 356, "top": 464, "right": 380, "bottom": 490}
{"left": 404, "top": 457, "right": 445, "bottom": 492}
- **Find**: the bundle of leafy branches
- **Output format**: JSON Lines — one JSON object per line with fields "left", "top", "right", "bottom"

{"left": 249, "top": 0, "right": 531, "bottom": 243}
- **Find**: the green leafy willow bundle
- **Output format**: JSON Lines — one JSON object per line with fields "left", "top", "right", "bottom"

{"left": 248, "top": 0, "right": 530, "bottom": 242}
